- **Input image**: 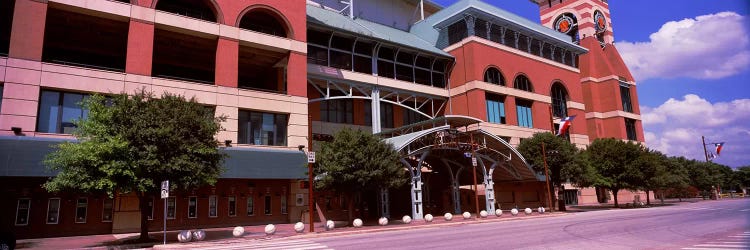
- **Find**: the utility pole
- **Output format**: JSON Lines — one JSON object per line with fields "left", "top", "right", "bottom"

{"left": 308, "top": 114, "right": 315, "bottom": 232}
{"left": 701, "top": 136, "right": 709, "bottom": 162}
{"left": 471, "top": 134, "right": 480, "bottom": 218}
{"left": 542, "top": 142, "right": 553, "bottom": 213}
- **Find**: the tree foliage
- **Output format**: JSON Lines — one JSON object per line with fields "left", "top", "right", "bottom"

{"left": 585, "top": 138, "right": 643, "bottom": 207}
{"left": 315, "top": 128, "right": 406, "bottom": 192}
{"left": 44, "top": 90, "right": 226, "bottom": 239}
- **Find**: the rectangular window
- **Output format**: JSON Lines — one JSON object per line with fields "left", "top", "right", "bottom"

{"left": 516, "top": 100, "right": 534, "bottom": 128}
{"left": 167, "top": 197, "right": 176, "bottom": 219}
{"left": 228, "top": 196, "right": 236, "bottom": 217}
{"left": 264, "top": 195, "right": 272, "bottom": 215}
{"left": 620, "top": 83, "right": 633, "bottom": 113}
{"left": 102, "top": 198, "right": 114, "bottom": 222}
{"left": 37, "top": 90, "right": 91, "bottom": 134}
{"left": 208, "top": 196, "right": 217, "bottom": 218}
{"left": 281, "top": 195, "right": 287, "bottom": 214}
{"left": 320, "top": 99, "right": 353, "bottom": 124}
{"left": 486, "top": 94, "right": 506, "bottom": 124}
{"left": 146, "top": 197, "right": 154, "bottom": 220}
{"left": 15, "top": 199, "right": 30, "bottom": 226}
{"left": 75, "top": 198, "right": 88, "bottom": 223}
{"left": 381, "top": 103, "right": 394, "bottom": 128}
{"left": 46, "top": 198, "right": 61, "bottom": 224}
{"left": 238, "top": 110, "right": 288, "bottom": 146}
{"left": 189, "top": 196, "right": 198, "bottom": 218}
{"left": 625, "top": 118, "right": 637, "bottom": 141}
{"left": 246, "top": 197, "right": 254, "bottom": 216}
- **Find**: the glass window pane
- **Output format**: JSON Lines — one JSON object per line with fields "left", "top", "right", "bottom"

{"left": 354, "top": 40, "right": 373, "bottom": 55}
{"left": 62, "top": 93, "right": 83, "bottom": 134}
{"left": 47, "top": 198, "right": 60, "bottom": 224}
{"left": 307, "top": 45, "right": 328, "bottom": 66}
{"left": 396, "top": 64, "right": 413, "bottom": 82}
{"left": 38, "top": 91, "right": 61, "bottom": 133}
{"left": 75, "top": 198, "right": 87, "bottom": 223}
{"left": 228, "top": 197, "right": 236, "bottom": 216}
{"left": 190, "top": 196, "right": 199, "bottom": 218}
{"left": 307, "top": 29, "right": 330, "bottom": 46}
{"left": 238, "top": 111, "right": 249, "bottom": 144}
{"left": 330, "top": 50, "right": 352, "bottom": 70}
{"left": 251, "top": 113, "right": 262, "bottom": 145}
{"left": 264, "top": 195, "right": 271, "bottom": 215}
{"left": 247, "top": 197, "right": 254, "bottom": 216}
{"left": 102, "top": 198, "right": 113, "bottom": 222}
{"left": 378, "top": 47, "right": 394, "bottom": 60}
{"left": 331, "top": 36, "right": 353, "bottom": 51}
{"left": 167, "top": 197, "right": 176, "bottom": 219}
{"left": 207, "top": 196, "right": 215, "bottom": 218}
{"left": 275, "top": 114, "right": 287, "bottom": 146}
{"left": 353, "top": 55, "right": 372, "bottom": 74}
{"left": 16, "top": 199, "right": 30, "bottom": 225}
{"left": 377, "top": 60, "right": 394, "bottom": 78}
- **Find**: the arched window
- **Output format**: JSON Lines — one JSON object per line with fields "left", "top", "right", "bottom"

{"left": 155, "top": 0, "right": 217, "bottom": 22}
{"left": 514, "top": 75, "right": 533, "bottom": 92}
{"left": 551, "top": 82, "right": 568, "bottom": 118}
{"left": 239, "top": 8, "right": 289, "bottom": 38}
{"left": 484, "top": 67, "right": 504, "bottom": 86}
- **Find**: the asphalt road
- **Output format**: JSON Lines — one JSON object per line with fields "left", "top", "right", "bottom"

{"left": 196, "top": 199, "right": 750, "bottom": 250}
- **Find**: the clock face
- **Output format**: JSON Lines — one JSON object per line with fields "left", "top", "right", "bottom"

{"left": 594, "top": 11, "right": 606, "bottom": 33}
{"left": 554, "top": 15, "right": 575, "bottom": 34}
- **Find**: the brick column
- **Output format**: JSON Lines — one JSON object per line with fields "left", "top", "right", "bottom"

{"left": 215, "top": 37, "right": 238, "bottom": 88}
{"left": 286, "top": 51, "right": 307, "bottom": 97}
{"left": 8, "top": 0, "right": 47, "bottom": 61}
{"left": 504, "top": 96, "right": 517, "bottom": 126}
{"left": 125, "top": 20, "right": 154, "bottom": 76}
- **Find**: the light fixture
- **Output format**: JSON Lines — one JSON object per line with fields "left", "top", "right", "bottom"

{"left": 11, "top": 127, "right": 22, "bottom": 135}
{"left": 224, "top": 140, "right": 232, "bottom": 147}
{"left": 298, "top": 145, "right": 305, "bottom": 151}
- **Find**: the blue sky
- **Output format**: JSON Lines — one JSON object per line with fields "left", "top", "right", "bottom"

{"left": 432, "top": 0, "right": 750, "bottom": 167}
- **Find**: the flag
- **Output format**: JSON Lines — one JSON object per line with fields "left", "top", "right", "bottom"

{"left": 708, "top": 152, "right": 716, "bottom": 160}
{"left": 556, "top": 115, "right": 576, "bottom": 136}
{"left": 714, "top": 142, "right": 724, "bottom": 156}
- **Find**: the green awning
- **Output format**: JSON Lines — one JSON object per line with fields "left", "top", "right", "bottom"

{"left": 0, "top": 136, "right": 307, "bottom": 179}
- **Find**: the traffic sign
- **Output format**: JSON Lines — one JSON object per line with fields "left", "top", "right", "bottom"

{"left": 161, "top": 180, "right": 169, "bottom": 199}
{"left": 307, "top": 151, "right": 316, "bottom": 163}
{"left": 472, "top": 156, "right": 477, "bottom": 167}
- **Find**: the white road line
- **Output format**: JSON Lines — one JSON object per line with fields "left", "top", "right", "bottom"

{"left": 694, "top": 245, "right": 749, "bottom": 249}
{"left": 683, "top": 248, "right": 734, "bottom": 250}
{"left": 739, "top": 209, "right": 749, "bottom": 212}
{"left": 195, "top": 239, "right": 330, "bottom": 250}
{"left": 728, "top": 235, "right": 749, "bottom": 238}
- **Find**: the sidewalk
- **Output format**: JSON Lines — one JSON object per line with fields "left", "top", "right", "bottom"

{"left": 16, "top": 211, "right": 566, "bottom": 249}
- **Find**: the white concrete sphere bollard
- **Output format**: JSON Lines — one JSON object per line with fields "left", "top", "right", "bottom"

{"left": 232, "top": 226, "right": 244, "bottom": 237}
{"left": 294, "top": 222, "right": 305, "bottom": 233}
{"left": 352, "top": 218, "right": 363, "bottom": 227}
{"left": 402, "top": 215, "right": 412, "bottom": 224}
{"left": 326, "top": 220, "right": 335, "bottom": 230}
{"left": 264, "top": 224, "right": 276, "bottom": 235}
{"left": 444, "top": 213, "right": 453, "bottom": 221}
{"left": 378, "top": 217, "right": 389, "bottom": 226}
{"left": 177, "top": 230, "right": 192, "bottom": 242}
{"left": 462, "top": 212, "right": 471, "bottom": 219}
{"left": 480, "top": 210, "right": 488, "bottom": 218}
{"left": 424, "top": 214, "right": 434, "bottom": 222}
{"left": 511, "top": 208, "right": 519, "bottom": 216}
{"left": 192, "top": 229, "right": 206, "bottom": 241}
{"left": 538, "top": 207, "right": 545, "bottom": 214}
{"left": 524, "top": 208, "right": 532, "bottom": 215}
{"left": 495, "top": 209, "right": 503, "bottom": 217}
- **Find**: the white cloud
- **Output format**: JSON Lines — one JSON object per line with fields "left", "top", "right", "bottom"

{"left": 642, "top": 95, "right": 750, "bottom": 167}
{"left": 618, "top": 12, "right": 750, "bottom": 81}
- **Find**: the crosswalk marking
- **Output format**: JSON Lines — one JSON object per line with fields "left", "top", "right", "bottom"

{"left": 694, "top": 244, "right": 749, "bottom": 248}
{"left": 193, "top": 239, "right": 331, "bottom": 250}
{"left": 682, "top": 233, "right": 750, "bottom": 250}
{"left": 739, "top": 209, "right": 749, "bottom": 212}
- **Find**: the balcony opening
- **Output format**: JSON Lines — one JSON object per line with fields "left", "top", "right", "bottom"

{"left": 0, "top": 0, "right": 14, "bottom": 56}
{"left": 152, "top": 28, "right": 217, "bottom": 84}
{"left": 551, "top": 82, "right": 569, "bottom": 118}
{"left": 155, "top": 0, "right": 217, "bottom": 22}
{"left": 239, "top": 8, "right": 289, "bottom": 38}
{"left": 238, "top": 44, "right": 287, "bottom": 93}
{"left": 42, "top": 7, "right": 128, "bottom": 71}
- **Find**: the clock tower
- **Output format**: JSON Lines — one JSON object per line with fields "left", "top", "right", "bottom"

{"left": 533, "top": 0, "right": 614, "bottom": 45}
{"left": 532, "top": 0, "right": 645, "bottom": 143}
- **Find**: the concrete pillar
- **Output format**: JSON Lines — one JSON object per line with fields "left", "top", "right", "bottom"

{"left": 287, "top": 52, "right": 307, "bottom": 97}
{"left": 9, "top": 0, "right": 47, "bottom": 61}
{"left": 371, "top": 88, "right": 381, "bottom": 133}
{"left": 125, "top": 20, "right": 154, "bottom": 76}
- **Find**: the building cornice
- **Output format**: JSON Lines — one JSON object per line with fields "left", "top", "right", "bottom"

{"left": 444, "top": 37, "right": 581, "bottom": 73}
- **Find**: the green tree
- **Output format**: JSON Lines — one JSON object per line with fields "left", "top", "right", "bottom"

{"left": 633, "top": 148, "right": 667, "bottom": 205}
{"left": 44, "top": 90, "right": 226, "bottom": 240}
{"left": 736, "top": 166, "right": 750, "bottom": 190}
{"left": 585, "top": 138, "right": 643, "bottom": 208}
{"left": 660, "top": 156, "right": 690, "bottom": 202}
{"left": 517, "top": 132, "right": 592, "bottom": 211}
{"left": 315, "top": 128, "right": 407, "bottom": 219}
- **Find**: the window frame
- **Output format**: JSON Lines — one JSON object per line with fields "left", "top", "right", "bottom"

{"left": 483, "top": 67, "right": 505, "bottom": 86}
{"left": 15, "top": 198, "right": 31, "bottom": 226}
{"left": 486, "top": 93, "right": 506, "bottom": 124}
{"left": 264, "top": 195, "right": 272, "bottom": 215}
{"left": 46, "top": 198, "right": 61, "bottom": 225}
{"left": 516, "top": 99, "right": 534, "bottom": 128}
{"left": 625, "top": 118, "right": 637, "bottom": 141}
{"left": 102, "top": 197, "right": 114, "bottom": 222}
{"left": 513, "top": 75, "right": 534, "bottom": 92}
{"left": 167, "top": 197, "right": 176, "bottom": 220}
{"left": 228, "top": 196, "right": 236, "bottom": 217}
{"left": 207, "top": 195, "right": 216, "bottom": 218}
{"left": 247, "top": 196, "right": 255, "bottom": 216}
{"left": 75, "top": 197, "right": 88, "bottom": 224}
{"left": 619, "top": 81, "right": 633, "bottom": 113}
{"left": 189, "top": 196, "right": 198, "bottom": 219}
{"left": 551, "top": 83, "right": 569, "bottom": 118}
{"left": 238, "top": 110, "right": 289, "bottom": 146}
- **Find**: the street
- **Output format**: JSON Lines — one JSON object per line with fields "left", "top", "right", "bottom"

{"left": 190, "top": 199, "right": 749, "bottom": 250}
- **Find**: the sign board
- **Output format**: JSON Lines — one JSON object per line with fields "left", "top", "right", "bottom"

{"left": 307, "top": 151, "right": 316, "bottom": 163}
{"left": 160, "top": 180, "right": 169, "bottom": 199}
{"left": 471, "top": 156, "right": 477, "bottom": 167}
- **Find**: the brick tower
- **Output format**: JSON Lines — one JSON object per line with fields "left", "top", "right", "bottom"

{"left": 533, "top": 0, "right": 644, "bottom": 143}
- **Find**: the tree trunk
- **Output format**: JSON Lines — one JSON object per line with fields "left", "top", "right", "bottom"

{"left": 557, "top": 184, "right": 566, "bottom": 211}
{"left": 137, "top": 193, "right": 151, "bottom": 241}
{"left": 347, "top": 193, "right": 354, "bottom": 223}
{"left": 612, "top": 189, "right": 620, "bottom": 208}
{"left": 646, "top": 190, "right": 651, "bottom": 205}
{"left": 659, "top": 190, "right": 665, "bottom": 204}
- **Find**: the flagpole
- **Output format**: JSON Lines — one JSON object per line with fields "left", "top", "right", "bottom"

{"left": 548, "top": 105, "right": 555, "bottom": 134}
{"left": 701, "top": 136, "right": 709, "bottom": 162}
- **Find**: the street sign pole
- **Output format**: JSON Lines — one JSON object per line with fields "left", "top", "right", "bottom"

{"left": 161, "top": 180, "right": 169, "bottom": 245}
{"left": 307, "top": 114, "right": 315, "bottom": 232}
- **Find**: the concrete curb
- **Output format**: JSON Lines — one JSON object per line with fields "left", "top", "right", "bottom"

{"left": 153, "top": 212, "right": 569, "bottom": 249}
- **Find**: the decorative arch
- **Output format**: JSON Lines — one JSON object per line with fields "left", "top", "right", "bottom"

{"left": 152, "top": 0, "right": 223, "bottom": 23}
{"left": 550, "top": 81, "right": 569, "bottom": 118}
{"left": 236, "top": 5, "right": 294, "bottom": 39}
{"left": 483, "top": 66, "right": 505, "bottom": 86}
{"left": 513, "top": 73, "right": 534, "bottom": 92}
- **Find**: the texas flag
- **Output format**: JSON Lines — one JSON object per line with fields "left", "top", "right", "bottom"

{"left": 714, "top": 142, "right": 725, "bottom": 156}
{"left": 556, "top": 115, "right": 576, "bottom": 136}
